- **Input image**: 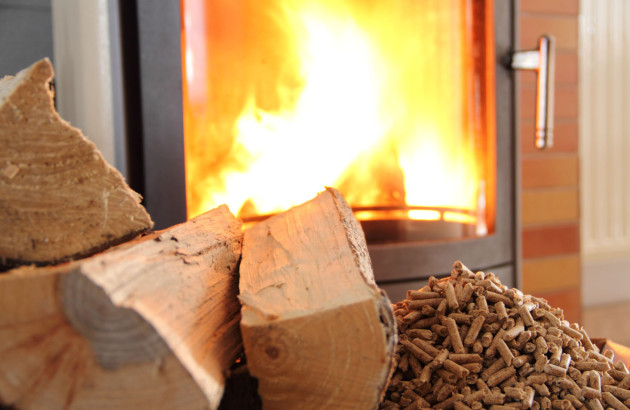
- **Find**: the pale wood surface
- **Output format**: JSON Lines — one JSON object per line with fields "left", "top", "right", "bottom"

{"left": 239, "top": 188, "right": 397, "bottom": 410}
{"left": 0, "top": 58, "right": 152, "bottom": 265}
{"left": 0, "top": 206, "right": 243, "bottom": 409}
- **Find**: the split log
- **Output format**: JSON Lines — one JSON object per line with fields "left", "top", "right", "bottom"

{"left": 0, "top": 205, "right": 242, "bottom": 410}
{"left": 239, "top": 188, "right": 397, "bottom": 409}
{"left": 0, "top": 58, "right": 152, "bottom": 267}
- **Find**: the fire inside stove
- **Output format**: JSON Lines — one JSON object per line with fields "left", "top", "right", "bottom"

{"left": 181, "top": 0, "right": 496, "bottom": 243}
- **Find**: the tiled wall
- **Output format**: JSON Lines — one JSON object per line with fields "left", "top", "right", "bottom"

{"left": 518, "top": 0, "right": 581, "bottom": 323}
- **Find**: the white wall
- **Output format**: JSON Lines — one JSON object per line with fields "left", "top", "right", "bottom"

{"left": 579, "top": 0, "right": 630, "bottom": 306}
{"left": 51, "top": 0, "right": 125, "bottom": 175}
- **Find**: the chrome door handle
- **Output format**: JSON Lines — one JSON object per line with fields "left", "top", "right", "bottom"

{"left": 511, "top": 35, "right": 556, "bottom": 149}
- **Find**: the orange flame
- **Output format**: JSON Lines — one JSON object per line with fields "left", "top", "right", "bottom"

{"left": 181, "top": 0, "right": 495, "bottom": 236}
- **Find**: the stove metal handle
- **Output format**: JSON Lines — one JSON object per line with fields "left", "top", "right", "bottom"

{"left": 511, "top": 35, "right": 556, "bottom": 149}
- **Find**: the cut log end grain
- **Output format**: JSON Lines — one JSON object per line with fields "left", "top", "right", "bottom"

{"left": 0, "top": 58, "right": 153, "bottom": 267}
{"left": 239, "top": 188, "right": 397, "bottom": 410}
{"left": 382, "top": 261, "right": 630, "bottom": 410}
{"left": 0, "top": 206, "right": 242, "bottom": 410}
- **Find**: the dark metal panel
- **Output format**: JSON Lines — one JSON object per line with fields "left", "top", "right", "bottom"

{"left": 0, "top": 0, "right": 49, "bottom": 6}
{"left": 0, "top": 0, "right": 53, "bottom": 76}
{"left": 135, "top": 0, "right": 187, "bottom": 228}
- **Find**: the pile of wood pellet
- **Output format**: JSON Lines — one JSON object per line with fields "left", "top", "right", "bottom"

{"left": 381, "top": 261, "right": 630, "bottom": 410}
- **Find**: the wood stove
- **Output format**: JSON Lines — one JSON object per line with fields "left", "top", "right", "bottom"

{"left": 118, "top": 1, "right": 541, "bottom": 301}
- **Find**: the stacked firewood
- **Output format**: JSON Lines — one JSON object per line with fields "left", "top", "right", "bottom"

{"left": 0, "top": 58, "right": 244, "bottom": 409}
{"left": 0, "top": 58, "right": 395, "bottom": 409}
{"left": 5, "top": 58, "right": 630, "bottom": 410}
{"left": 382, "top": 261, "right": 630, "bottom": 410}
{"left": 1, "top": 56, "right": 395, "bottom": 410}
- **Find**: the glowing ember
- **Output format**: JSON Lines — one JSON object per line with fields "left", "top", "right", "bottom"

{"left": 181, "top": 0, "right": 495, "bottom": 238}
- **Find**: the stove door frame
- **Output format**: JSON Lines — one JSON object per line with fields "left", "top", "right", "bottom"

{"left": 126, "top": 0, "right": 519, "bottom": 293}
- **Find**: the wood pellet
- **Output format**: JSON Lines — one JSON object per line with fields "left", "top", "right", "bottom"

{"left": 381, "top": 261, "right": 630, "bottom": 410}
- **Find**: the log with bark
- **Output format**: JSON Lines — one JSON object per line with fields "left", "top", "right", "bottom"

{"left": 0, "top": 58, "right": 152, "bottom": 268}
{"left": 0, "top": 205, "right": 242, "bottom": 410}
{"left": 239, "top": 187, "right": 397, "bottom": 409}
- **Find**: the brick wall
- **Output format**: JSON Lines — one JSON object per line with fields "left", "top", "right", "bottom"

{"left": 518, "top": 0, "right": 581, "bottom": 322}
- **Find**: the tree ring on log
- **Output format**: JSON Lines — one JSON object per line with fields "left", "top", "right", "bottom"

{"left": 59, "top": 270, "right": 170, "bottom": 369}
